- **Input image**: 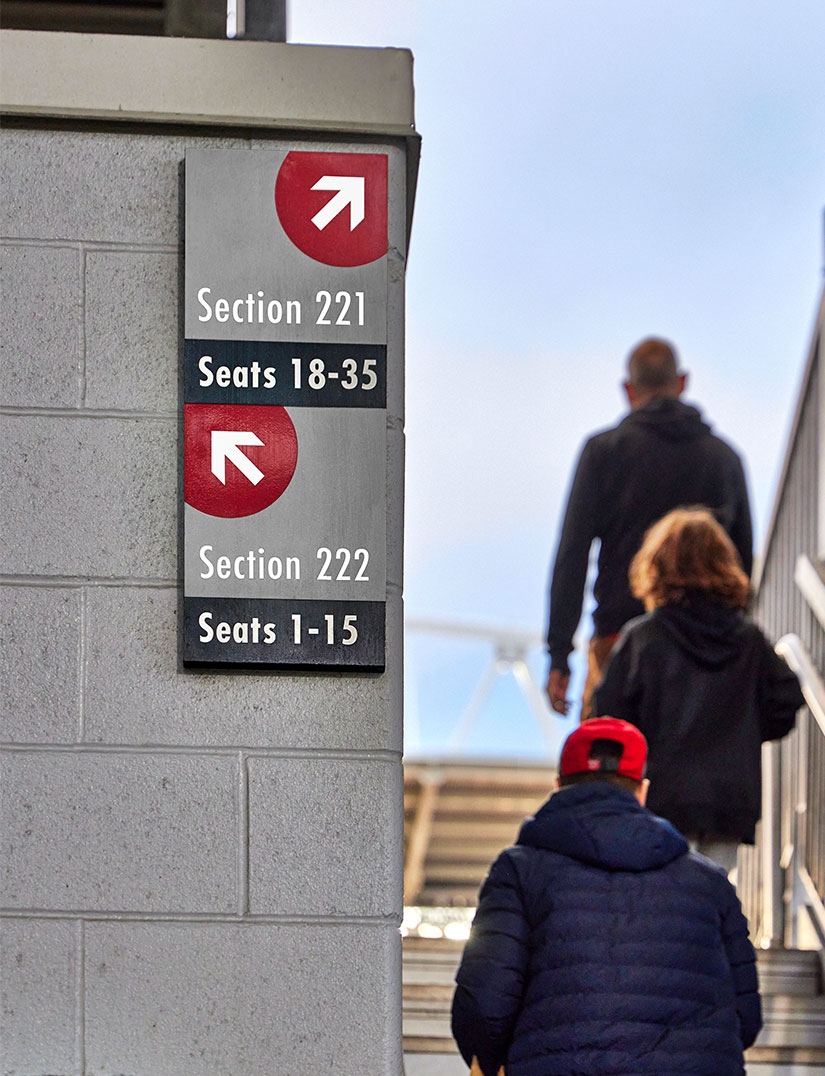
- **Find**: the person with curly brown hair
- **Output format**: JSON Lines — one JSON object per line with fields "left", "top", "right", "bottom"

{"left": 592, "top": 507, "right": 803, "bottom": 871}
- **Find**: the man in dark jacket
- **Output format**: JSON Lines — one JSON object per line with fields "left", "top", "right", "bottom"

{"left": 545, "top": 337, "right": 753, "bottom": 719}
{"left": 452, "top": 718, "right": 762, "bottom": 1076}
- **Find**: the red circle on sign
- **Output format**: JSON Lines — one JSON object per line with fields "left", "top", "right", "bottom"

{"left": 184, "top": 403, "right": 298, "bottom": 519}
{"left": 275, "top": 151, "right": 388, "bottom": 267}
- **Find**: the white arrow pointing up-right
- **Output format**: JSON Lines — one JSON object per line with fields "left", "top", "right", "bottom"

{"left": 211, "top": 430, "right": 265, "bottom": 485}
{"left": 311, "top": 175, "right": 365, "bottom": 231}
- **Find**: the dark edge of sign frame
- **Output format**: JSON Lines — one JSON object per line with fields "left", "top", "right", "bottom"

{"left": 181, "top": 659, "right": 386, "bottom": 674}
{"left": 177, "top": 156, "right": 189, "bottom": 676}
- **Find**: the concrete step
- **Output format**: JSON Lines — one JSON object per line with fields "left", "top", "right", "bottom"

{"left": 403, "top": 1055, "right": 466, "bottom": 1076}
{"left": 401, "top": 937, "right": 825, "bottom": 1066}
{"left": 746, "top": 1046, "right": 825, "bottom": 1073}
{"left": 403, "top": 942, "right": 465, "bottom": 988}
{"left": 756, "top": 994, "right": 825, "bottom": 1048}
{"left": 403, "top": 1051, "right": 825, "bottom": 1075}
{"left": 757, "top": 948, "right": 822, "bottom": 997}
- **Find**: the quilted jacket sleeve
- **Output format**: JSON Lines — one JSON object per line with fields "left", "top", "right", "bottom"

{"left": 451, "top": 851, "right": 529, "bottom": 1076}
{"left": 720, "top": 879, "right": 762, "bottom": 1049}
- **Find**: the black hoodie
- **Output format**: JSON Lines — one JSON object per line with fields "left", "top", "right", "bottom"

{"left": 592, "top": 593, "right": 803, "bottom": 841}
{"left": 547, "top": 397, "right": 753, "bottom": 672}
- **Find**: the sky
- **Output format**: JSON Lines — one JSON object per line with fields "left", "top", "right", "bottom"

{"left": 289, "top": 2, "right": 825, "bottom": 760}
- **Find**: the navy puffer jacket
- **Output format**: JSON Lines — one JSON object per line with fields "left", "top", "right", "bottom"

{"left": 452, "top": 783, "right": 761, "bottom": 1076}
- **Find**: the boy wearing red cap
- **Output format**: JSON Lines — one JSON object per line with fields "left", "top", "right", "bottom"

{"left": 451, "top": 717, "right": 761, "bottom": 1076}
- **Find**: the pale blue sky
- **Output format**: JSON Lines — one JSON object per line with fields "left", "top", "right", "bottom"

{"left": 290, "top": 2, "right": 825, "bottom": 757}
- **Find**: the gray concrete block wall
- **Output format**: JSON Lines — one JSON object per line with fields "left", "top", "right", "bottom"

{"left": 2, "top": 124, "right": 404, "bottom": 1076}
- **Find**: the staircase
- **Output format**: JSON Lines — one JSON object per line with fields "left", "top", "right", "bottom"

{"left": 401, "top": 936, "right": 825, "bottom": 1075}
{"left": 748, "top": 948, "right": 825, "bottom": 1073}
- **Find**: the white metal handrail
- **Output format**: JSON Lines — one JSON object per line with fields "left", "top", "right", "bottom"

{"left": 405, "top": 618, "right": 558, "bottom": 754}
{"left": 765, "top": 634, "right": 825, "bottom": 950}
{"left": 776, "top": 634, "right": 825, "bottom": 738}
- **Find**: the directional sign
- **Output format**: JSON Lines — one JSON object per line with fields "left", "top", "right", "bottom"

{"left": 183, "top": 144, "right": 402, "bottom": 670}
{"left": 184, "top": 403, "right": 298, "bottom": 519}
{"left": 275, "top": 151, "right": 388, "bottom": 267}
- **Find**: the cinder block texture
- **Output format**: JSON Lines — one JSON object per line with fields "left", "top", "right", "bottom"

{"left": 0, "top": 414, "right": 176, "bottom": 578}
{"left": 248, "top": 757, "right": 401, "bottom": 916}
{"left": 84, "top": 586, "right": 395, "bottom": 751}
{"left": 1, "top": 109, "right": 405, "bottom": 1076}
{"left": 1, "top": 243, "right": 81, "bottom": 408}
{"left": 85, "top": 250, "right": 179, "bottom": 412}
{"left": 1, "top": 129, "right": 183, "bottom": 246}
{"left": 84, "top": 921, "right": 400, "bottom": 1076}
{"left": 0, "top": 917, "right": 77, "bottom": 1076}
{"left": 0, "top": 128, "right": 247, "bottom": 245}
{"left": 1, "top": 751, "right": 238, "bottom": 912}
{"left": 0, "top": 585, "right": 80, "bottom": 743}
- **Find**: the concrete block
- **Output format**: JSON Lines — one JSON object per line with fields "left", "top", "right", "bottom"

{"left": 0, "top": 917, "right": 77, "bottom": 1075}
{"left": 0, "top": 128, "right": 185, "bottom": 246}
{"left": 248, "top": 756, "right": 401, "bottom": 916}
{"left": 84, "top": 921, "right": 401, "bottom": 1076}
{"left": 0, "top": 414, "right": 176, "bottom": 579}
{"left": 1, "top": 751, "right": 238, "bottom": 913}
{"left": 0, "top": 586, "right": 80, "bottom": 743}
{"left": 85, "top": 250, "right": 179, "bottom": 412}
{"left": 84, "top": 586, "right": 395, "bottom": 751}
{"left": 0, "top": 128, "right": 245, "bottom": 246}
{"left": 0, "top": 243, "right": 81, "bottom": 408}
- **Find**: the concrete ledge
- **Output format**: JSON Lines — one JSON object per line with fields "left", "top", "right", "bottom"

{"left": 0, "top": 29, "right": 415, "bottom": 136}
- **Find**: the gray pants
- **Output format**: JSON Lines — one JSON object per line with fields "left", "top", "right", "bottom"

{"left": 688, "top": 836, "right": 739, "bottom": 876}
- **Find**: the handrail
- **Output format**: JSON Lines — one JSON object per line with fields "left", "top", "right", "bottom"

{"left": 775, "top": 634, "right": 825, "bottom": 738}
{"left": 794, "top": 555, "right": 825, "bottom": 634}
{"left": 766, "top": 633, "right": 825, "bottom": 951}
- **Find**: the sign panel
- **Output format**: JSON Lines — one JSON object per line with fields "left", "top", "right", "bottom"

{"left": 183, "top": 145, "right": 401, "bottom": 670}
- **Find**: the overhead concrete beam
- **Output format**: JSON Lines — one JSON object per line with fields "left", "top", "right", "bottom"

{"left": 0, "top": 29, "right": 415, "bottom": 136}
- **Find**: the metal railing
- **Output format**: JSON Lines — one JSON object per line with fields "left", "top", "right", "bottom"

{"left": 405, "top": 617, "right": 558, "bottom": 755}
{"left": 740, "top": 635, "right": 825, "bottom": 951}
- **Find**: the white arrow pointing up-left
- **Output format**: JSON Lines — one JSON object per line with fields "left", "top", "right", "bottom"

{"left": 211, "top": 430, "right": 265, "bottom": 485}
{"left": 311, "top": 175, "right": 365, "bottom": 231}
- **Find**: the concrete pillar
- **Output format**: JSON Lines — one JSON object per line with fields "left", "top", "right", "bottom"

{"left": 0, "top": 29, "right": 417, "bottom": 1076}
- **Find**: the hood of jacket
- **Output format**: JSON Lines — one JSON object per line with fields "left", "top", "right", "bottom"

{"left": 517, "top": 783, "right": 688, "bottom": 871}
{"left": 653, "top": 592, "right": 747, "bottom": 668}
{"left": 621, "top": 395, "right": 710, "bottom": 442}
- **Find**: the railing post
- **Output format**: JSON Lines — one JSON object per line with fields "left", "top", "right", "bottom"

{"left": 775, "top": 634, "right": 825, "bottom": 947}
{"left": 787, "top": 713, "right": 809, "bottom": 948}
{"left": 761, "top": 739, "right": 785, "bottom": 947}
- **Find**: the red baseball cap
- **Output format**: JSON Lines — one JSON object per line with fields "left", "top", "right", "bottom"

{"left": 559, "top": 717, "right": 648, "bottom": 781}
